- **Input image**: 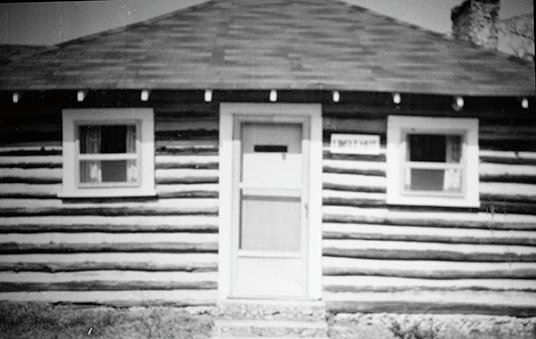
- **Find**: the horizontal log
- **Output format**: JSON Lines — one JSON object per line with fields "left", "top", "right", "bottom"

{"left": 480, "top": 174, "right": 536, "bottom": 184}
{"left": 323, "top": 206, "right": 536, "bottom": 230}
{"left": 0, "top": 270, "right": 216, "bottom": 291}
{"left": 156, "top": 177, "right": 219, "bottom": 185}
{"left": 155, "top": 130, "right": 218, "bottom": 141}
{"left": 322, "top": 150, "right": 386, "bottom": 162}
{"left": 322, "top": 247, "right": 535, "bottom": 262}
{"left": 155, "top": 139, "right": 218, "bottom": 149}
{"left": 481, "top": 155, "right": 536, "bottom": 166}
{"left": 0, "top": 193, "right": 57, "bottom": 200}
{"left": 323, "top": 173, "right": 386, "bottom": 191}
{"left": 0, "top": 223, "right": 217, "bottom": 234}
{"left": 323, "top": 197, "right": 385, "bottom": 208}
{"left": 0, "top": 155, "right": 62, "bottom": 164}
{"left": 155, "top": 119, "right": 218, "bottom": 132}
{"left": 323, "top": 165, "right": 385, "bottom": 177}
{"left": 0, "top": 261, "right": 217, "bottom": 273}
{"left": 323, "top": 117, "right": 385, "bottom": 134}
{"left": 480, "top": 139, "right": 536, "bottom": 152}
{"left": 0, "top": 280, "right": 217, "bottom": 292}
{"left": 326, "top": 301, "right": 536, "bottom": 317}
{"left": 480, "top": 125, "right": 536, "bottom": 141}
{"left": 478, "top": 149, "right": 536, "bottom": 165}
{"left": 0, "top": 148, "right": 61, "bottom": 156}
{"left": 324, "top": 158, "right": 385, "bottom": 172}
{"left": 0, "top": 141, "right": 61, "bottom": 148}
{"left": 0, "top": 206, "right": 218, "bottom": 217}
{"left": 0, "top": 177, "right": 61, "bottom": 184}
{"left": 155, "top": 168, "right": 219, "bottom": 181}
{"left": 480, "top": 182, "right": 536, "bottom": 203}
{"left": 480, "top": 201, "right": 536, "bottom": 215}
{"left": 0, "top": 163, "right": 61, "bottom": 169}
{"left": 0, "top": 242, "right": 218, "bottom": 254}
{"left": 0, "top": 290, "right": 217, "bottom": 306}
{"left": 324, "top": 290, "right": 536, "bottom": 317}
{"left": 322, "top": 103, "right": 536, "bottom": 121}
{"left": 0, "top": 215, "right": 218, "bottom": 233}
{"left": 0, "top": 167, "right": 61, "bottom": 178}
{"left": 155, "top": 154, "right": 218, "bottom": 163}
{"left": 0, "top": 252, "right": 217, "bottom": 271}
{"left": 0, "top": 131, "right": 61, "bottom": 143}
{"left": 322, "top": 223, "right": 536, "bottom": 246}
{"left": 322, "top": 196, "right": 536, "bottom": 215}
{"left": 0, "top": 197, "right": 217, "bottom": 209}
{"left": 2, "top": 231, "right": 217, "bottom": 244}
{"left": 157, "top": 190, "right": 218, "bottom": 199}
{"left": 154, "top": 102, "right": 218, "bottom": 115}
{"left": 322, "top": 257, "right": 536, "bottom": 279}
{"left": 322, "top": 276, "right": 536, "bottom": 293}
{"left": 156, "top": 145, "right": 218, "bottom": 155}
{"left": 155, "top": 162, "right": 218, "bottom": 170}
{"left": 323, "top": 183, "right": 386, "bottom": 193}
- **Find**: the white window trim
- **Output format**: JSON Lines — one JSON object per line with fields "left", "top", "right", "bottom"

{"left": 387, "top": 115, "right": 479, "bottom": 208}
{"left": 59, "top": 108, "right": 156, "bottom": 198}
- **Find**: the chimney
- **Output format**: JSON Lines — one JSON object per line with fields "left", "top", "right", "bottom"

{"left": 451, "top": 0, "right": 500, "bottom": 50}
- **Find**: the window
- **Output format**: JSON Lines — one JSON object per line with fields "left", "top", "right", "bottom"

{"left": 387, "top": 116, "right": 479, "bottom": 207}
{"left": 60, "top": 108, "right": 155, "bottom": 197}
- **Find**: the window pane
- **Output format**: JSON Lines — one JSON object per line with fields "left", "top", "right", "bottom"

{"left": 408, "top": 134, "right": 461, "bottom": 163}
{"left": 80, "top": 160, "right": 137, "bottom": 183}
{"left": 406, "top": 168, "right": 462, "bottom": 192}
{"left": 240, "top": 194, "right": 301, "bottom": 251}
{"left": 79, "top": 125, "right": 136, "bottom": 154}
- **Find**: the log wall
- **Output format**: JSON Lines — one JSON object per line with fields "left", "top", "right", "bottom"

{"left": 1, "top": 100, "right": 535, "bottom": 315}
{"left": 0, "top": 103, "right": 220, "bottom": 306}
{"left": 321, "top": 104, "right": 536, "bottom": 316}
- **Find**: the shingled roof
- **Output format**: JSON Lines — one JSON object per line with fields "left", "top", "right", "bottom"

{"left": 1, "top": 0, "right": 534, "bottom": 96}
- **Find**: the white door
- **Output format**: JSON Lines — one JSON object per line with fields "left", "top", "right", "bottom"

{"left": 231, "top": 118, "right": 309, "bottom": 298}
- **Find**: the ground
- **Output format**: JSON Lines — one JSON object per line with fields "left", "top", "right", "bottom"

{"left": 0, "top": 302, "right": 215, "bottom": 339}
{"left": 2, "top": 302, "right": 535, "bottom": 339}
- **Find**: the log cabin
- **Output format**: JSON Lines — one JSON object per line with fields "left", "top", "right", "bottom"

{"left": 0, "top": 0, "right": 535, "bottom": 337}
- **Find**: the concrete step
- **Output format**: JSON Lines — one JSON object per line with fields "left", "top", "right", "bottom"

{"left": 214, "top": 319, "right": 329, "bottom": 338}
{"left": 217, "top": 299, "right": 327, "bottom": 322}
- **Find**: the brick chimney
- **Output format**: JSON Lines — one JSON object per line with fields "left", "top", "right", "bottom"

{"left": 451, "top": 0, "right": 501, "bottom": 50}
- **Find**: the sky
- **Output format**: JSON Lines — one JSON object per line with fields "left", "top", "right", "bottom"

{"left": 0, "top": 0, "right": 533, "bottom": 46}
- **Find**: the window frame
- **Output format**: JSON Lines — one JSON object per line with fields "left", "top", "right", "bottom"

{"left": 386, "top": 115, "right": 479, "bottom": 208}
{"left": 60, "top": 108, "right": 156, "bottom": 198}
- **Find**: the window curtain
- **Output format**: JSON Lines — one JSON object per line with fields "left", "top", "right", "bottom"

{"left": 126, "top": 125, "right": 138, "bottom": 182}
{"left": 443, "top": 136, "right": 462, "bottom": 191}
{"left": 80, "top": 127, "right": 102, "bottom": 183}
{"left": 80, "top": 125, "right": 138, "bottom": 184}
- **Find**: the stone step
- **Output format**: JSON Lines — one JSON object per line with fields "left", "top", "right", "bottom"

{"left": 217, "top": 299, "right": 327, "bottom": 322}
{"left": 214, "top": 319, "right": 329, "bottom": 338}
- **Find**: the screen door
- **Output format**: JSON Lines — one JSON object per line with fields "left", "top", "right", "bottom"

{"left": 231, "top": 119, "right": 309, "bottom": 298}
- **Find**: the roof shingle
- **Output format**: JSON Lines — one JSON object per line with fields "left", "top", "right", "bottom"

{"left": 1, "top": 0, "right": 534, "bottom": 96}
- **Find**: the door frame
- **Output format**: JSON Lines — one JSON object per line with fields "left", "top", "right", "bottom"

{"left": 218, "top": 103, "right": 322, "bottom": 300}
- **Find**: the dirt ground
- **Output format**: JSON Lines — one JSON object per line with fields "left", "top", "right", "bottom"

{"left": 3, "top": 302, "right": 536, "bottom": 339}
{"left": 0, "top": 302, "right": 215, "bottom": 339}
